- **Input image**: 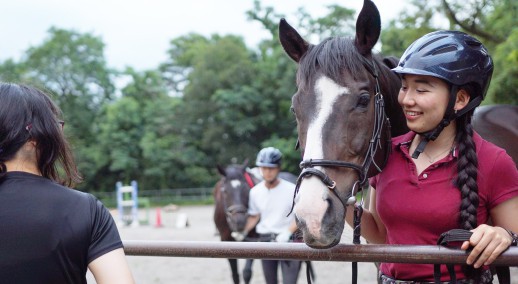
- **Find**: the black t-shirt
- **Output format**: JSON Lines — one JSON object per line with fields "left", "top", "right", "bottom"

{"left": 0, "top": 172, "right": 123, "bottom": 283}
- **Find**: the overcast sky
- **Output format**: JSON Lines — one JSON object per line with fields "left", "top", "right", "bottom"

{"left": 0, "top": 0, "right": 405, "bottom": 71}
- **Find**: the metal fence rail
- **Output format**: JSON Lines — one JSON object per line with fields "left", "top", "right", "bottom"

{"left": 123, "top": 241, "right": 518, "bottom": 266}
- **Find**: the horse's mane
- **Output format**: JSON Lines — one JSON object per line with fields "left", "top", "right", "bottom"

{"left": 297, "top": 37, "right": 372, "bottom": 91}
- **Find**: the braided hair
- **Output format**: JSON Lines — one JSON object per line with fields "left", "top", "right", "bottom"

{"left": 454, "top": 84, "right": 482, "bottom": 280}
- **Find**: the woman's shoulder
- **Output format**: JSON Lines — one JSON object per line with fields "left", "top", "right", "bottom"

{"left": 473, "top": 131, "right": 517, "bottom": 174}
{"left": 473, "top": 132, "right": 511, "bottom": 159}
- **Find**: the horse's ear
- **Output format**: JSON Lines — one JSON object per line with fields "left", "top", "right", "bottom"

{"left": 382, "top": 56, "right": 400, "bottom": 69}
{"left": 354, "top": 0, "right": 381, "bottom": 56}
{"left": 279, "top": 18, "right": 309, "bottom": 63}
{"left": 217, "top": 164, "right": 226, "bottom": 176}
{"left": 241, "top": 159, "right": 249, "bottom": 169}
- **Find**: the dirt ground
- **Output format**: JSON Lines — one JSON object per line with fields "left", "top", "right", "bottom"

{"left": 86, "top": 205, "right": 517, "bottom": 283}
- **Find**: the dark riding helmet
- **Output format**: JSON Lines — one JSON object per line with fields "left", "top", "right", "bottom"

{"left": 256, "top": 147, "right": 282, "bottom": 168}
{"left": 392, "top": 31, "right": 494, "bottom": 159}
{"left": 392, "top": 30, "right": 493, "bottom": 102}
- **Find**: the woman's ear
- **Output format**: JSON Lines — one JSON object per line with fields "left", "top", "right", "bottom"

{"left": 454, "top": 89, "right": 470, "bottom": 111}
{"left": 22, "top": 140, "right": 38, "bottom": 153}
{"left": 28, "top": 140, "right": 37, "bottom": 148}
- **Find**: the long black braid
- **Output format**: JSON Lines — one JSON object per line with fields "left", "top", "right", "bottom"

{"left": 453, "top": 85, "right": 482, "bottom": 280}
{"left": 455, "top": 113, "right": 479, "bottom": 230}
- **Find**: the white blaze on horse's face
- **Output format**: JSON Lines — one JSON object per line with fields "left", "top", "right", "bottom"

{"left": 230, "top": 180, "right": 241, "bottom": 189}
{"left": 295, "top": 75, "right": 350, "bottom": 239}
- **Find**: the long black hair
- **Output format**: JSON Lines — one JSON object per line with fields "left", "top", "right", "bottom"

{"left": 0, "top": 82, "right": 82, "bottom": 187}
{"left": 454, "top": 84, "right": 482, "bottom": 280}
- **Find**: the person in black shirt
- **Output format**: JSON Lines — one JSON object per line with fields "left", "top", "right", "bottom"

{"left": 0, "top": 82, "right": 135, "bottom": 283}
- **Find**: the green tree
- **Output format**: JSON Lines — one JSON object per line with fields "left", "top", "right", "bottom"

{"left": 0, "top": 59, "right": 27, "bottom": 82}
{"left": 380, "top": 0, "right": 438, "bottom": 57}
{"left": 489, "top": 29, "right": 518, "bottom": 104}
{"left": 160, "top": 34, "right": 259, "bottom": 184}
{"left": 157, "top": 1, "right": 361, "bottom": 182}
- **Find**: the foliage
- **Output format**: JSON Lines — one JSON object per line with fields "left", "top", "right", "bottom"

{"left": 0, "top": 0, "right": 515, "bottom": 195}
{"left": 488, "top": 28, "right": 518, "bottom": 104}
{"left": 380, "top": 0, "right": 438, "bottom": 57}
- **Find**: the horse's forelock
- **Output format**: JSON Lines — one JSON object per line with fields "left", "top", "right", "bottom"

{"left": 297, "top": 37, "right": 369, "bottom": 91}
{"left": 223, "top": 165, "right": 245, "bottom": 180}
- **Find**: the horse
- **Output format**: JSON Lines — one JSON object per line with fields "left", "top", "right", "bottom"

{"left": 214, "top": 162, "right": 259, "bottom": 284}
{"left": 213, "top": 162, "right": 303, "bottom": 283}
{"left": 278, "top": 0, "right": 518, "bottom": 250}
{"left": 472, "top": 105, "right": 518, "bottom": 165}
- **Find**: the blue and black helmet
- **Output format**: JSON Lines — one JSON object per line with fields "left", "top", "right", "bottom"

{"left": 392, "top": 31, "right": 494, "bottom": 158}
{"left": 256, "top": 147, "right": 282, "bottom": 168}
{"left": 392, "top": 30, "right": 493, "bottom": 102}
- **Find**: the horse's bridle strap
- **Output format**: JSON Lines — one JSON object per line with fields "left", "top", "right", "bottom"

{"left": 296, "top": 168, "right": 336, "bottom": 189}
{"left": 299, "top": 159, "right": 364, "bottom": 174}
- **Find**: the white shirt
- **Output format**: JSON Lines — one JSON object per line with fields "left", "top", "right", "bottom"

{"left": 248, "top": 178, "right": 296, "bottom": 234}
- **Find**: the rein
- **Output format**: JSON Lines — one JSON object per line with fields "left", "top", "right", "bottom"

{"left": 243, "top": 172, "right": 256, "bottom": 188}
{"left": 293, "top": 57, "right": 389, "bottom": 284}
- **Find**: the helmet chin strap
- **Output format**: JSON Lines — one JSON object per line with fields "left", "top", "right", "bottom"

{"left": 411, "top": 85, "right": 459, "bottom": 159}
{"left": 411, "top": 85, "right": 483, "bottom": 159}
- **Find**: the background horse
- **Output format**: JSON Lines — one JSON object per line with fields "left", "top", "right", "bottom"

{"left": 213, "top": 162, "right": 300, "bottom": 283}
{"left": 214, "top": 162, "right": 258, "bottom": 284}
{"left": 279, "top": 0, "right": 518, "bottom": 249}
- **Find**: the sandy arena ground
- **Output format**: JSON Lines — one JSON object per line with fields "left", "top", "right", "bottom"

{"left": 86, "top": 205, "right": 516, "bottom": 283}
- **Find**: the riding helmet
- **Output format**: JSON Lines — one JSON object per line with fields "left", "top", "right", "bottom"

{"left": 392, "top": 31, "right": 494, "bottom": 159}
{"left": 256, "top": 147, "right": 282, "bottom": 168}
{"left": 392, "top": 30, "right": 493, "bottom": 103}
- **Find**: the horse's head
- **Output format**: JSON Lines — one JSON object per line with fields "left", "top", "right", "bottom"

{"left": 216, "top": 162, "right": 255, "bottom": 233}
{"left": 279, "top": 0, "right": 400, "bottom": 248}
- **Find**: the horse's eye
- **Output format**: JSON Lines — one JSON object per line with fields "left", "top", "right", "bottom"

{"left": 356, "top": 94, "right": 370, "bottom": 108}
{"left": 290, "top": 106, "right": 296, "bottom": 115}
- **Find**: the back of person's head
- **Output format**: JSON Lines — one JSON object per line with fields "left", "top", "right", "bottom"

{"left": 0, "top": 82, "right": 81, "bottom": 186}
{"left": 256, "top": 147, "right": 282, "bottom": 168}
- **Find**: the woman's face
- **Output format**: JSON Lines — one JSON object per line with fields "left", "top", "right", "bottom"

{"left": 398, "top": 74, "right": 450, "bottom": 133}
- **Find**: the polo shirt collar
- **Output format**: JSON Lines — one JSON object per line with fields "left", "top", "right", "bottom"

{"left": 396, "top": 131, "right": 460, "bottom": 163}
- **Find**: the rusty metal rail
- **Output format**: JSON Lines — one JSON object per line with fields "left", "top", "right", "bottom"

{"left": 123, "top": 241, "right": 518, "bottom": 266}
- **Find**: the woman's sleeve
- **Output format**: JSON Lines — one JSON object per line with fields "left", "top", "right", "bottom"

{"left": 487, "top": 151, "right": 518, "bottom": 208}
{"left": 87, "top": 195, "right": 124, "bottom": 263}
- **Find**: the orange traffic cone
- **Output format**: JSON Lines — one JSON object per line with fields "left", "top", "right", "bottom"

{"left": 155, "top": 207, "right": 163, "bottom": 227}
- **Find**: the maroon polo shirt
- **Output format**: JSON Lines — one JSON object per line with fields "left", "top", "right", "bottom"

{"left": 371, "top": 131, "right": 518, "bottom": 281}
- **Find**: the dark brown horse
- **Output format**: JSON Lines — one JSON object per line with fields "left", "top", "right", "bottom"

{"left": 279, "top": 0, "right": 518, "bottom": 249}
{"left": 214, "top": 162, "right": 259, "bottom": 284}
{"left": 214, "top": 163, "right": 301, "bottom": 283}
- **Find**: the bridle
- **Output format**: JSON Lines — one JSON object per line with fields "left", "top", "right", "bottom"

{"left": 294, "top": 57, "right": 389, "bottom": 207}
{"left": 223, "top": 171, "right": 256, "bottom": 229}
{"left": 292, "top": 57, "right": 391, "bottom": 284}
